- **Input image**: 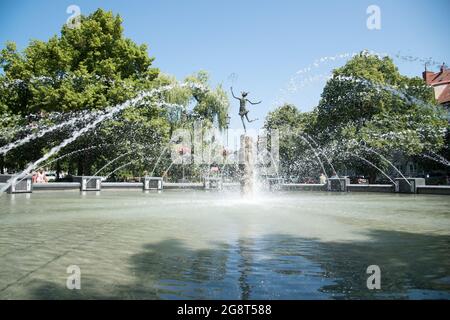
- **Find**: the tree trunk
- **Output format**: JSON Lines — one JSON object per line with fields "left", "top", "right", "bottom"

{"left": 84, "top": 152, "right": 92, "bottom": 176}
{"left": 85, "top": 163, "right": 92, "bottom": 176}
{"left": 68, "top": 160, "right": 76, "bottom": 176}
{"left": 0, "top": 155, "right": 4, "bottom": 174}
{"left": 77, "top": 156, "right": 84, "bottom": 176}
{"left": 56, "top": 160, "right": 61, "bottom": 180}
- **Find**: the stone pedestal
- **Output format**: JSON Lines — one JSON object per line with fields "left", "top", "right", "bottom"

{"left": 73, "top": 176, "right": 102, "bottom": 191}
{"left": 328, "top": 177, "right": 350, "bottom": 192}
{"left": 142, "top": 176, "right": 163, "bottom": 191}
{"left": 395, "top": 178, "right": 425, "bottom": 194}
{"left": 239, "top": 135, "right": 254, "bottom": 195}
{"left": 267, "top": 177, "right": 284, "bottom": 191}
{"left": 0, "top": 174, "right": 32, "bottom": 194}
{"left": 203, "top": 177, "right": 223, "bottom": 190}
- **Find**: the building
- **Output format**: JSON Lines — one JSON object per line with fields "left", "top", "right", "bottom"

{"left": 423, "top": 63, "right": 450, "bottom": 110}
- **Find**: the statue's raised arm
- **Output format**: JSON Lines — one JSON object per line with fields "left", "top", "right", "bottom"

{"left": 230, "top": 87, "right": 240, "bottom": 100}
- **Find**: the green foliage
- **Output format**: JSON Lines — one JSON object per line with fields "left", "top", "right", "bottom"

{"left": 0, "top": 9, "right": 229, "bottom": 181}
{"left": 185, "top": 71, "right": 229, "bottom": 129}
{"left": 264, "top": 104, "right": 318, "bottom": 178}
{"left": 0, "top": 9, "right": 158, "bottom": 115}
{"left": 316, "top": 52, "right": 447, "bottom": 177}
{"left": 265, "top": 51, "right": 448, "bottom": 180}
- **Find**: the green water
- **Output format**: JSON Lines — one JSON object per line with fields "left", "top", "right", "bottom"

{"left": 0, "top": 190, "right": 449, "bottom": 299}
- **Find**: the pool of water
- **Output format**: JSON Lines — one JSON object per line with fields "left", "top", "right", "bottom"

{"left": 0, "top": 190, "right": 449, "bottom": 299}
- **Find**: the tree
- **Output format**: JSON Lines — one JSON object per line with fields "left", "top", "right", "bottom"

{"left": 314, "top": 51, "right": 448, "bottom": 181}
{"left": 185, "top": 71, "right": 229, "bottom": 129}
{"left": 264, "top": 104, "right": 319, "bottom": 179}
{"left": 153, "top": 71, "right": 230, "bottom": 180}
{"left": 0, "top": 10, "right": 230, "bottom": 181}
{"left": 0, "top": 9, "right": 165, "bottom": 176}
{"left": 263, "top": 52, "right": 448, "bottom": 182}
{"left": 0, "top": 9, "right": 158, "bottom": 115}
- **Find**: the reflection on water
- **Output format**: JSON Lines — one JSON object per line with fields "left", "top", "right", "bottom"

{"left": 0, "top": 190, "right": 449, "bottom": 299}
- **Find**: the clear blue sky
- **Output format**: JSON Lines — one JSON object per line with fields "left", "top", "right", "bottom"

{"left": 1, "top": 0, "right": 449, "bottom": 130}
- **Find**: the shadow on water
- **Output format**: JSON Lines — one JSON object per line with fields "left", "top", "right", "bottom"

{"left": 28, "top": 230, "right": 450, "bottom": 299}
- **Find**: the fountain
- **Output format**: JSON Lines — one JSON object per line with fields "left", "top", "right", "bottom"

{"left": 0, "top": 41, "right": 449, "bottom": 301}
{"left": 0, "top": 83, "right": 205, "bottom": 196}
{"left": 0, "top": 82, "right": 448, "bottom": 302}
{"left": 1, "top": 4, "right": 450, "bottom": 301}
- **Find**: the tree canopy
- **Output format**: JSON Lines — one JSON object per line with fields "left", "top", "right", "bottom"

{"left": 265, "top": 51, "right": 449, "bottom": 182}
{"left": 0, "top": 9, "right": 229, "bottom": 180}
{"left": 0, "top": 9, "right": 158, "bottom": 115}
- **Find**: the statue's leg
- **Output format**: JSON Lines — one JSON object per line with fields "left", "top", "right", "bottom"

{"left": 245, "top": 114, "right": 258, "bottom": 123}
{"left": 241, "top": 116, "right": 247, "bottom": 132}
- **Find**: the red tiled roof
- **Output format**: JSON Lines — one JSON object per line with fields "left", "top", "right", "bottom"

{"left": 424, "top": 68, "right": 450, "bottom": 85}
{"left": 423, "top": 66, "right": 450, "bottom": 104}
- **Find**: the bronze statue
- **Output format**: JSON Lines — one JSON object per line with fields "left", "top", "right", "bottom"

{"left": 231, "top": 87, "right": 261, "bottom": 132}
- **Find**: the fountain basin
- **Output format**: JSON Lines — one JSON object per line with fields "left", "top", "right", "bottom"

{"left": 142, "top": 177, "right": 163, "bottom": 191}
{"left": 328, "top": 177, "right": 350, "bottom": 192}
{"left": 281, "top": 183, "right": 326, "bottom": 191}
{"left": 0, "top": 190, "right": 449, "bottom": 299}
{"left": 417, "top": 185, "right": 450, "bottom": 195}
{"left": 0, "top": 174, "right": 33, "bottom": 194}
{"left": 347, "top": 184, "right": 395, "bottom": 193}
{"left": 396, "top": 178, "right": 426, "bottom": 194}
{"left": 266, "top": 177, "right": 285, "bottom": 191}
{"left": 203, "top": 177, "right": 223, "bottom": 190}
{"left": 33, "top": 182, "right": 80, "bottom": 191}
{"left": 72, "top": 176, "right": 102, "bottom": 191}
{"left": 102, "top": 182, "right": 142, "bottom": 190}
{"left": 7, "top": 180, "right": 449, "bottom": 195}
